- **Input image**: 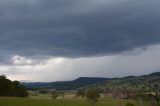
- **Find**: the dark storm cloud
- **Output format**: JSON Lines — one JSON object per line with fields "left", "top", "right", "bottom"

{"left": 0, "top": 0, "right": 160, "bottom": 61}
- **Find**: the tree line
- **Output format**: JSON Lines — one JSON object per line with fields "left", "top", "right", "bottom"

{"left": 75, "top": 83, "right": 160, "bottom": 106}
{"left": 0, "top": 75, "right": 28, "bottom": 97}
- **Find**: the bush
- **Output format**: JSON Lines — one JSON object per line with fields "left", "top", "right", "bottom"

{"left": 125, "top": 103, "right": 135, "bottom": 106}
{"left": 51, "top": 91, "right": 59, "bottom": 99}
{"left": 75, "top": 89, "right": 85, "bottom": 98}
{"left": 86, "top": 88, "right": 100, "bottom": 105}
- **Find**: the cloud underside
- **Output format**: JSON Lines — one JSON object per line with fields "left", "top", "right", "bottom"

{"left": 0, "top": 0, "right": 160, "bottom": 61}
{"left": 0, "top": 0, "right": 160, "bottom": 81}
{"left": 1, "top": 44, "right": 160, "bottom": 82}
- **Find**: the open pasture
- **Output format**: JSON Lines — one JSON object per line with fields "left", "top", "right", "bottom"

{"left": 0, "top": 96, "right": 148, "bottom": 106}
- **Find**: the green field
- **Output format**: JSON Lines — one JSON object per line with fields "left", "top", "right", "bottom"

{"left": 0, "top": 96, "right": 149, "bottom": 106}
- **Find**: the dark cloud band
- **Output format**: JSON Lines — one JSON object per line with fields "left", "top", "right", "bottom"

{"left": 0, "top": 0, "right": 160, "bottom": 62}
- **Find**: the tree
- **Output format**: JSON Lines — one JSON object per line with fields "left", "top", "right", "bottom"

{"left": 76, "top": 89, "right": 86, "bottom": 98}
{"left": 148, "top": 84, "right": 160, "bottom": 106}
{"left": 125, "top": 103, "right": 135, "bottom": 106}
{"left": 86, "top": 88, "right": 100, "bottom": 105}
{"left": 136, "top": 93, "right": 149, "bottom": 106}
{"left": 51, "top": 91, "right": 59, "bottom": 99}
{"left": 0, "top": 75, "right": 28, "bottom": 97}
{"left": 0, "top": 75, "right": 11, "bottom": 96}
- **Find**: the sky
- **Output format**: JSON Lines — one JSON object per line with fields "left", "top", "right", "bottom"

{"left": 0, "top": 0, "right": 160, "bottom": 82}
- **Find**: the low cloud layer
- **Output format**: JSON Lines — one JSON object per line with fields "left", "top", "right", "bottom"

{"left": 0, "top": 44, "right": 159, "bottom": 81}
{"left": 0, "top": 0, "right": 160, "bottom": 81}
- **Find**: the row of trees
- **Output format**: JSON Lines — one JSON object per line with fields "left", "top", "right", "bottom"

{"left": 0, "top": 75, "right": 28, "bottom": 97}
{"left": 104, "top": 83, "right": 160, "bottom": 106}
{"left": 75, "top": 83, "right": 160, "bottom": 106}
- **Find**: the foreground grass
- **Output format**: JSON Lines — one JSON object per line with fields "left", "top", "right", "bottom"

{"left": 0, "top": 96, "right": 149, "bottom": 106}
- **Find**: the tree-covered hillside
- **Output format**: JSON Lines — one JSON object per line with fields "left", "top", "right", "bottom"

{"left": 23, "top": 72, "right": 160, "bottom": 91}
{"left": 88, "top": 72, "right": 160, "bottom": 94}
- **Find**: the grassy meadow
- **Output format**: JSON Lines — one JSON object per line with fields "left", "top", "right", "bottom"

{"left": 0, "top": 94, "right": 149, "bottom": 106}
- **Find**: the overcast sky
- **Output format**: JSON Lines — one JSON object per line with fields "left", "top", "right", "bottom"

{"left": 0, "top": 0, "right": 160, "bottom": 82}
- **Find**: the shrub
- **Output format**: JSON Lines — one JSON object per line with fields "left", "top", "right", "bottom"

{"left": 75, "top": 89, "right": 85, "bottom": 98}
{"left": 125, "top": 103, "right": 135, "bottom": 106}
{"left": 86, "top": 88, "right": 100, "bottom": 105}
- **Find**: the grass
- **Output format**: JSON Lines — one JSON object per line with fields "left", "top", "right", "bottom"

{"left": 0, "top": 96, "right": 149, "bottom": 106}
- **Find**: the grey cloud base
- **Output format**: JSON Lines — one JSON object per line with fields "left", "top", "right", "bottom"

{"left": 0, "top": 0, "right": 160, "bottom": 63}
{"left": 1, "top": 44, "right": 160, "bottom": 82}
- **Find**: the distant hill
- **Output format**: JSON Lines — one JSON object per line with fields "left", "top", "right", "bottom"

{"left": 148, "top": 72, "right": 160, "bottom": 76}
{"left": 22, "top": 72, "right": 160, "bottom": 90}
{"left": 88, "top": 72, "right": 160, "bottom": 91}
{"left": 22, "top": 77, "right": 109, "bottom": 90}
